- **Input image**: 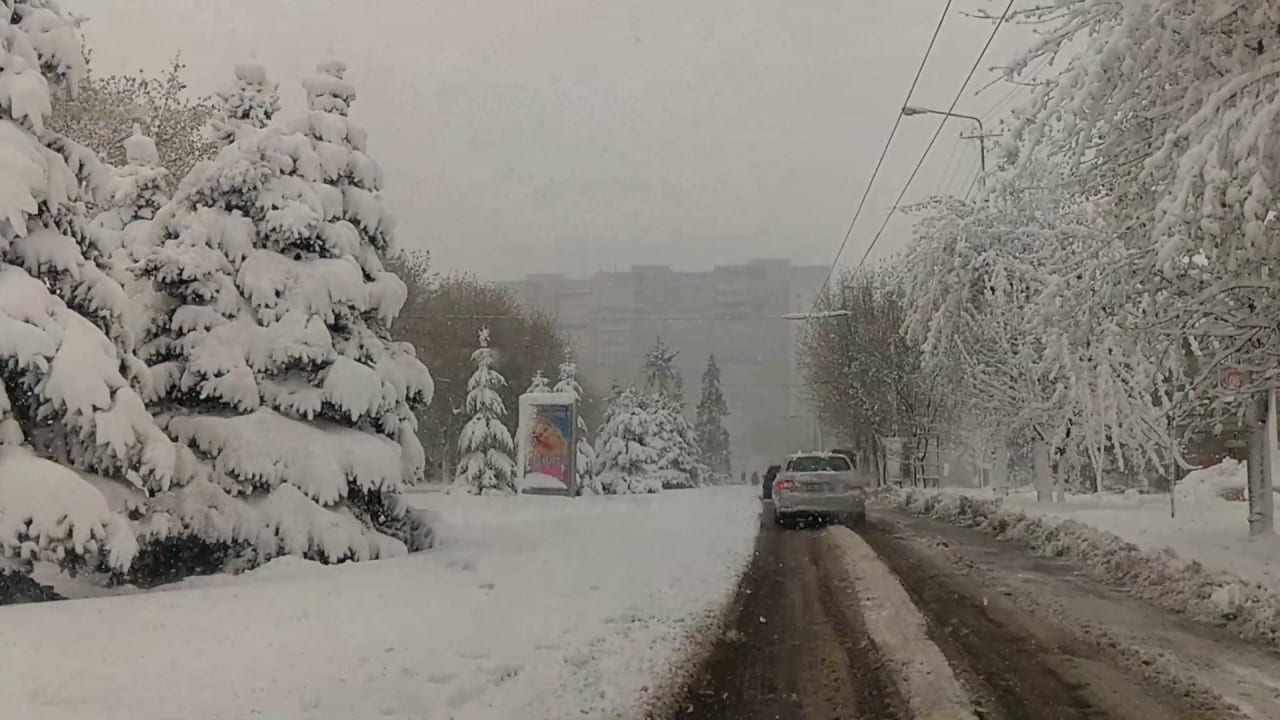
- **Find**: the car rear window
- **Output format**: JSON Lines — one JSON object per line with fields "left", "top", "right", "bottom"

{"left": 786, "top": 455, "right": 851, "bottom": 472}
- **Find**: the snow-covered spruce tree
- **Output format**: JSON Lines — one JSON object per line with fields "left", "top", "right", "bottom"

{"left": 696, "top": 354, "right": 731, "bottom": 481}
{"left": 135, "top": 63, "right": 434, "bottom": 566}
{"left": 553, "top": 357, "right": 600, "bottom": 494}
{"left": 526, "top": 370, "right": 551, "bottom": 394}
{"left": 87, "top": 128, "right": 172, "bottom": 346}
{"left": 90, "top": 128, "right": 172, "bottom": 268}
{"left": 453, "top": 327, "right": 516, "bottom": 495}
{"left": 206, "top": 63, "right": 280, "bottom": 147}
{"left": 595, "top": 387, "right": 661, "bottom": 494}
{"left": 290, "top": 61, "right": 394, "bottom": 258}
{"left": 643, "top": 337, "right": 682, "bottom": 401}
{"left": 0, "top": 0, "right": 182, "bottom": 575}
{"left": 646, "top": 394, "right": 706, "bottom": 489}
{"left": 642, "top": 338, "right": 706, "bottom": 488}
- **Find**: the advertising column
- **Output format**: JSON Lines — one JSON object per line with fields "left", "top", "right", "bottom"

{"left": 517, "top": 392, "right": 578, "bottom": 495}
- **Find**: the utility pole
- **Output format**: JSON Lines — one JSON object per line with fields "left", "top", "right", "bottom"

{"left": 959, "top": 130, "right": 1004, "bottom": 189}
{"left": 901, "top": 105, "right": 1003, "bottom": 190}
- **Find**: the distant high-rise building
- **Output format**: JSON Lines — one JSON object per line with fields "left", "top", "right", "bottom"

{"left": 501, "top": 259, "right": 828, "bottom": 472}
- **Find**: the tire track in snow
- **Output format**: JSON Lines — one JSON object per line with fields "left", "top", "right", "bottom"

{"left": 862, "top": 516, "right": 1199, "bottom": 719}
{"left": 823, "top": 525, "right": 977, "bottom": 719}
{"left": 666, "top": 506, "right": 903, "bottom": 719}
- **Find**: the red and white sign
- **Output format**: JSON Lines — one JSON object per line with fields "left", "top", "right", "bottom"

{"left": 1223, "top": 369, "right": 1248, "bottom": 392}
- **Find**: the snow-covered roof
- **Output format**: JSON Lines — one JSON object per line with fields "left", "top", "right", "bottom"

{"left": 785, "top": 451, "right": 840, "bottom": 460}
{"left": 519, "top": 391, "right": 577, "bottom": 405}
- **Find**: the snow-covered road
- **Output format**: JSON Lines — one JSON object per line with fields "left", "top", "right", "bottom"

{"left": 675, "top": 505, "right": 1264, "bottom": 720}
{"left": 0, "top": 486, "right": 760, "bottom": 720}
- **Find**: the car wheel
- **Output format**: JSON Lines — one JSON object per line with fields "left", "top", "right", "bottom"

{"left": 773, "top": 510, "right": 789, "bottom": 528}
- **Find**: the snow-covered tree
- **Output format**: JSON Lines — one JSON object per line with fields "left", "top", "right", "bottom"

{"left": 290, "top": 61, "right": 393, "bottom": 258}
{"left": 643, "top": 337, "right": 682, "bottom": 402}
{"left": 798, "top": 268, "right": 952, "bottom": 487}
{"left": 206, "top": 63, "right": 280, "bottom": 147}
{"left": 91, "top": 128, "right": 170, "bottom": 259}
{"left": 595, "top": 388, "right": 661, "bottom": 494}
{"left": 0, "top": 0, "right": 182, "bottom": 575}
{"left": 695, "top": 355, "right": 731, "bottom": 480}
{"left": 453, "top": 327, "right": 516, "bottom": 494}
{"left": 86, "top": 128, "right": 171, "bottom": 328}
{"left": 50, "top": 54, "right": 218, "bottom": 181}
{"left": 402, "top": 275, "right": 571, "bottom": 479}
{"left": 1005, "top": 0, "right": 1280, "bottom": 417}
{"left": 554, "top": 358, "right": 600, "bottom": 494}
{"left": 640, "top": 338, "right": 705, "bottom": 488}
{"left": 902, "top": 179, "right": 1179, "bottom": 496}
{"left": 644, "top": 392, "right": 706, "bottom": 489}
{"left": 526, "top": 371, "right": 550, "bottom": 394}
{"left": 135, "top": 63, "right": 434, "bottom": 565}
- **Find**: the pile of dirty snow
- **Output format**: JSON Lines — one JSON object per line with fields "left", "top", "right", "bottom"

{"left": 877, "top": 487, "right": 1280, "bottom": 648}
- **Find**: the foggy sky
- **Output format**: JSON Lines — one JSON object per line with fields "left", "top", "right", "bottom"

{"left": 67, "top": 0, "right": 1039, "bottom": 281}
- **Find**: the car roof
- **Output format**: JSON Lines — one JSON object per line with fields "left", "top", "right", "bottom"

{"left": 786, "top": 451, "right": 838, "bottom": 459}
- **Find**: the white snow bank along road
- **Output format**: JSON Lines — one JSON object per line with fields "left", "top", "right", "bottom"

{"left": 1007, "top": 460, "right": 1280, "bottom": 598}
{"left": 935, "top": 460, "right": 1280, "bottom": 597}
{"left": 0, "top": 486, "right": 760, "bottom": 720}
{"left": 879, "top": 484, "right": 1280, "bottom": 648}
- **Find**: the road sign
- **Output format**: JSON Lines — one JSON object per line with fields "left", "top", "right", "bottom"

{"left": 1223, "top": 369, "right": 1248, "bottom": 392}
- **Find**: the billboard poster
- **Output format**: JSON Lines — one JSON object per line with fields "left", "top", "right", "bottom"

{"left": 517, "top": 393, "right": 577, "bottom": 494}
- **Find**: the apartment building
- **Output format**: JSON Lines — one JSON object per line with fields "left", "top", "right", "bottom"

{"left": 502, "top": 260, "right": 829, "bottom": 472}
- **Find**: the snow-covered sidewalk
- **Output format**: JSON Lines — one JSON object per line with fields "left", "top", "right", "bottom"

{"left": 929, "top": 461, "right": 1280, "bottom": 596}
{"left": 0, "top": 486, "right": 760, "bottom": 720}
{"left": 992, "top": 462, "right": 1280, "bottom": 598}
{"left": 876, "top": 464, "right": 1280, "bottom": 647}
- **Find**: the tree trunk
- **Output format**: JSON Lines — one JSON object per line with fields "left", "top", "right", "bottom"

{"left": 991, "top": 441, "right": 1010, "bottom": 496}
{"left": 1033, "top": 439, "right": 1052, "bottom": 503}
{"left": 1247, "top": 391, "right": 1274, "bottom": 536}
{"left": 868, "top": 436, "right": 882, "bottom": 487}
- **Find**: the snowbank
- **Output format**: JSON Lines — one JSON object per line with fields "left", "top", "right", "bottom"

{"left": 516, "top": 472, "right": 568, "bottom": 492}
{"left": 0, "top": 485, "right": 760, "bottom": 719}
{"left": 965, "top": 459, "right": 1280, "bottom": 599}
{"left": 876, "top": 485, "right": 1280, "bottom": 648}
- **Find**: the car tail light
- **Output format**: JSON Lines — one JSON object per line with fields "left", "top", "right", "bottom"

{"left": 775, "top": 477, "right": 795, "bottom": 491}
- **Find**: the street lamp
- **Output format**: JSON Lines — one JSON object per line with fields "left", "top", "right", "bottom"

{"left": 901, "top": 105, "right": 989, "bottom": 184}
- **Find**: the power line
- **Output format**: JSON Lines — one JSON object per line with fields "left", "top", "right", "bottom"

{"left": 812, "top": 0, "right": 956, "bottom": 304}
{"left": 933, "top": 138, "right": 963, "bottom": 195}
{"left": 978, "top": 55, "right": 1050, "bottom": 123}
{"left": 404, "top": 313, "right": 817, "bottom": 323}
{"left": 943, "top": 150, "right": 977, "bottom": 197}
{"left": 852, "top": 0, "right": 1017, "bottom": 274}
{"left": 960, "top": 161, "right": 984, "bottom": 200}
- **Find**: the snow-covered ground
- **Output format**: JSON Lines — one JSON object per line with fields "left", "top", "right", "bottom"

{"left": 878, "top": 461, "right": 1280, "bottom": 646}
{"left": 954, "top": 460, "right": 1280, "bottom": 596}
{"left": 0, "top": 486, "right": 760, "bottom": 720}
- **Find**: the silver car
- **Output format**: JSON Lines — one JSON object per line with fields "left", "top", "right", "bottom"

{"left": 772, "top": 452, "right": 869, "bottom": 528}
